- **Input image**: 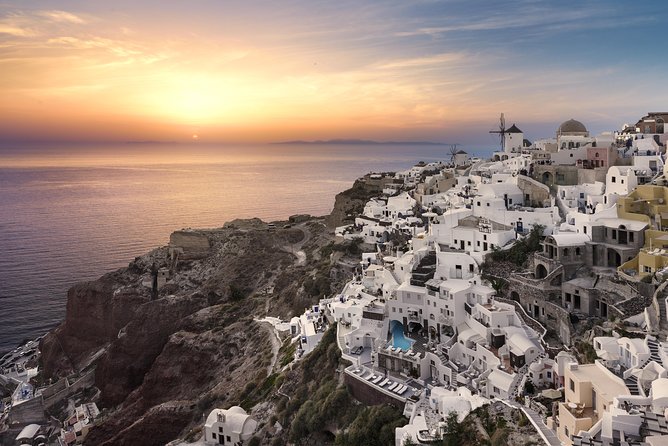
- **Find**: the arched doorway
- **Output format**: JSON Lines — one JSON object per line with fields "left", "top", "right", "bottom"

{"left": 536, "top": 264, "right": 548, "bottom": 279}
{"left": 542, "top": 172, "right": 552, "bottom": 185}
{"left": 510, "top": 291, "right": 520, "bottom": 302}
{"left": 607, "top": 249, "right": 621, "bottom": 267}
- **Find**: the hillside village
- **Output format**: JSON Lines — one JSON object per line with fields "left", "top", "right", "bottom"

{"left": 2, "top": 113, "right": 668, "bottom": 446}
{"left": 287, "top": 113, "right": 668, "bottom": 446}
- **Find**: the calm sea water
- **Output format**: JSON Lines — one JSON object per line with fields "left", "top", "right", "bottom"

{"left": 0, "top": 142, "right": 493, "bottom": 354}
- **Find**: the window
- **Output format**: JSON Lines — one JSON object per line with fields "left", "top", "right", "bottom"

{"left": 612, "top": 229, "right": 617, "bottom": 239}
{"left": 477, "top": 201, "right": 481, "bottom": 206}
{"left": 565, "top": 293, "right": 571, "bottom": 302}
{"left": 611, "top": 176, "right": 616, "bottom": 183}
{"left": 212, "top": 433, "right": 217, "bottom": 439}
{"left": 621, "top": 179, "right": 624, "bottom": 184}
{"left": 575, "top": 247, "right": 581, "bottom": 256}
{"left": 227, "top": 436, "right": 231, "bottom": 443}
{"left": 570, "top": 378, "right": 575, "bottom": 392}
{"left": 467, "top": 241, "right": 471, "bottom": 246}
{"left": 629, "top": 232, "right": 634, "bottom": 242}
{"left": 219, "top": 427, "right": 224, "bottom": 433}
{"left": 595, "top": 152, "right": 600, "bottom": 158}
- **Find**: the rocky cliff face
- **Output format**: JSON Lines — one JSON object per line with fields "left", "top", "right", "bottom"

{"left": 39, "top": 217, "right": 343, "bottom": 445}
{"left": 326, "top": 175, "right": 394, "bottom": 228}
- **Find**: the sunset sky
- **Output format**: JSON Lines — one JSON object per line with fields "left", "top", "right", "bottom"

{"left": 2, "top": 0, "right": 668, "bottom": 144}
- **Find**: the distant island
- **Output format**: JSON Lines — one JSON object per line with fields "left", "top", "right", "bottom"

{"left": 274, "top": 139, "right": 449, "bottom": 145}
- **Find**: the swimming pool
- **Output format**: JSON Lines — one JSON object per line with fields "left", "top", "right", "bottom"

{"left": 390, "top": 320, "right": 414, "bottom": 351}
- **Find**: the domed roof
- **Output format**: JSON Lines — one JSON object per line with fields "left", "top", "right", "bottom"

{"left": 228, "top": 406, "right": 247, "bottom": 415}
{"left": 558, "top": 119, "right": 588, "bottom": 135}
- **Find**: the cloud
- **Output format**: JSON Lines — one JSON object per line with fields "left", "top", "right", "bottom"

{"left": 0, "top": 23, "right": 34, "bottom": 36}
{"left": 47, "top": 36, "right": 143, "bottom": 58}
{"left": 374, "top": 52, "right": 466, "bottom": 70}
{"left": 0, "top": 12, "right": 38, "bottom": 37}
{"left": 394, "top": 5, "right": 613, "bottom": 38}
{"left": 38, "top": 10, "right": 86, "bottom": 24}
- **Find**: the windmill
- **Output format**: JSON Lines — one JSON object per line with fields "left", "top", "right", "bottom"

{"left": 448, "top": 144, "right": 461, "bottom": 165}
{"left": 489, "top": 113, "right": 507, "bottom": 152}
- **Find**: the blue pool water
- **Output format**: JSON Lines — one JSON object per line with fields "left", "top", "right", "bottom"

{"left": 390, "top": 320, "right": 413, "bottom": 351}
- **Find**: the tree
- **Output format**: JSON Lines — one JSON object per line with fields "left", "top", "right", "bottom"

{"left": 490, "top": 278, "right": 507, "bottom": 295}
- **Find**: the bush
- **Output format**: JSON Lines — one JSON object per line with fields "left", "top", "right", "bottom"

{"left": 490, "top": 224, "right": 544, "bottom": 266}
{"left": 229, "top": 283, "right": 247, "bottom": 301}
{"left": 335, "top": 405, "right": 407, "bottom": 446}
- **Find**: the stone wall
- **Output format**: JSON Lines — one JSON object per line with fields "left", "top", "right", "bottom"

{"left": 508, "top": 275, "right": 573, "bottom": 344}
{"left": 8, "top": 396, "right": 45, "bottom": 425}
{"left": 517, "top": 175, "right": 552, "bottom": 207}
{"left": 577, "top": 168, "right": 607, "bottom": 184}
{"left": 344, "top": 371, "right": 404, "bottom": 409}
{"left": 43, "top": 369, "right": 96, "bottom": 409}
{"left": 532, "top": 165, "right": 579, "bottom": 189}
{"left": 169, "top": 230, "right": 210, "bottom": 260}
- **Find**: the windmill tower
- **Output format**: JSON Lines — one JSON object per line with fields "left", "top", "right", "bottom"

{"left": 448, "top": 144, "right": 461, "bottom": 166}
{"left": 490, "top": 113, "right": 523, "bottom": 154}
{"left": 489, "top": 113, "right": 507, "bottom": 153}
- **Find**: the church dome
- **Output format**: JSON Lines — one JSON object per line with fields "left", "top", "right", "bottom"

{"left": 557, "top": 119, "right": 588, "bottom": 135}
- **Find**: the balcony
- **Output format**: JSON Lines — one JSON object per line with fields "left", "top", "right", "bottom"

{"left": 407, "top": 311, "right": 421, "bottom": 322}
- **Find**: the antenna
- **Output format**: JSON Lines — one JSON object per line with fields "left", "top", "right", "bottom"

{"left": 489, "top": 113, "right": 507, "bottom": 152}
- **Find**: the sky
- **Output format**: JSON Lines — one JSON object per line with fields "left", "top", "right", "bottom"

{"left": 2, "top": 0, "right": 668, "bottom": 145}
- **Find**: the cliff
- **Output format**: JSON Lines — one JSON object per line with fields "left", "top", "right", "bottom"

{"left": 37, "top": 175, "right": 393, "bottom": 445}
{"left": 326, "top": 173, "right": 395, "bottom": 228}
{"left": 39, "top": 216, "right": 348, "bottom": 445}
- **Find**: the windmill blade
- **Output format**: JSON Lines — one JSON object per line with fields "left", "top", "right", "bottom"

{"left": 500, "top": 113, "right": 505, "bottom": 131}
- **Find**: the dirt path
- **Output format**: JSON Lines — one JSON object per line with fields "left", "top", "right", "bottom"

{"left": 256, "top": 320, "right": 282, "bottom": 375}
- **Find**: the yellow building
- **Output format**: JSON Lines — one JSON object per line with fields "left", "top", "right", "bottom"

{"left": 617, "top": 185, "right": 668, "bottom": 281}
{"left": 556, "top": 361, "right": 630, "bottom": 445}
{"left": 617, "top": 185, "right": 668, "bottom": 229}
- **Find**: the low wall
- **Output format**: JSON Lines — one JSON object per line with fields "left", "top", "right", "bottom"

{"left": 344, "top": 371, "right": 404, "bottom": 409}
{"left": 43, "top": 369, "right": 95, "bottom": 409}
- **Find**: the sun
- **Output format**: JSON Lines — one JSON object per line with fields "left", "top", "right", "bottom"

{"left": 192, "top": 134, "right": 199, "bottom": 140}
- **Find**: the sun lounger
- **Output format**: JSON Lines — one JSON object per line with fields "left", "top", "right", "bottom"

{"left": 378, "top": 378, "right": 389, "bottom": 387}
{"left": 397, "top": 385, "right": 407, "bottom": 395}
{"left": 372, "top": 375, "right": 383, "bottom": 384}
{"left": 393, "top": 385, "right": 404, "bottom": 394}
{"left": 366, "top": 374, "right": 376, "bottom": 381}
{"left": 388, "top": 382, "right": 398, "bottom": 391}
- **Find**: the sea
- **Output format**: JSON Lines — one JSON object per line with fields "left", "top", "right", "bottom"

{"left": 0, "top": 142, "right": 494, "bottom": 354}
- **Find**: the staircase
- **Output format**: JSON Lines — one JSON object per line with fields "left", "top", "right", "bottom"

{"left": 510, "top": 364, "right": 529, "bottom": 397}
{"left": 624, "top": 374, "right": 641, "bottom": 396}
{"left": 647, "top": 337, "right": 662, "bottom": 363}
{"left": 658, "top": 295, "right": 667, "bottom": 332}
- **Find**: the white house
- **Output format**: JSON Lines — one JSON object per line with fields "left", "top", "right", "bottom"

{"left": 204, "top": 406, "right": 258, "bottom": 446}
